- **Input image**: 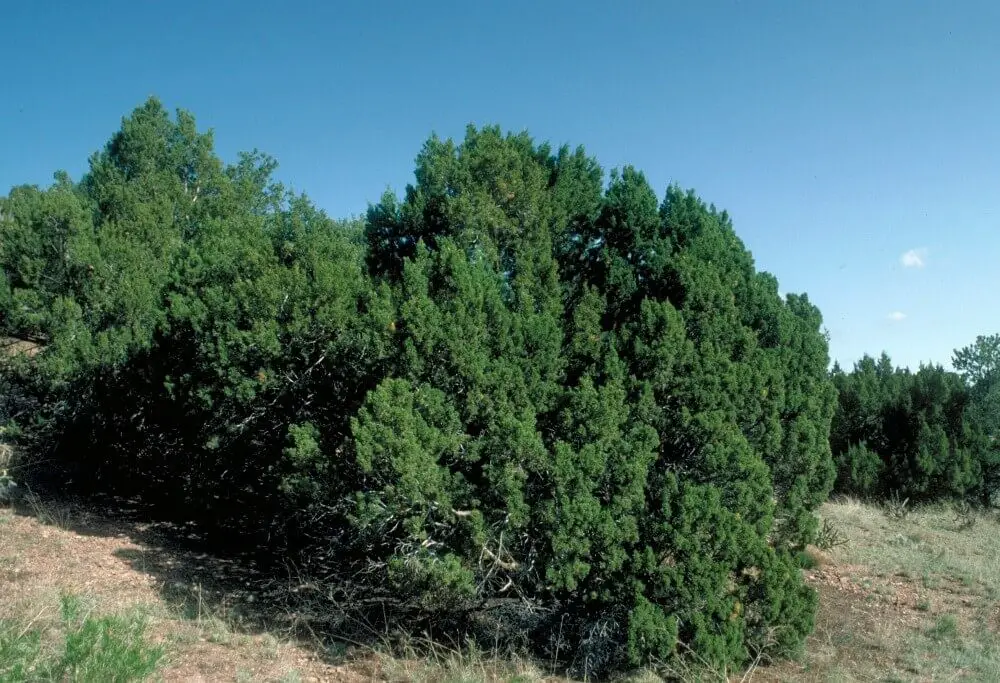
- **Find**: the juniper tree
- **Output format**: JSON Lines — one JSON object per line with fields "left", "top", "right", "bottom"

{"left": 0, "top": 100, "right": 393, "bottom": 537}
{"left": 2, "top": 102, "right": 840, "bottom": 674}
{"left": 359, "top": 126, "right": 836, "bottom": 672}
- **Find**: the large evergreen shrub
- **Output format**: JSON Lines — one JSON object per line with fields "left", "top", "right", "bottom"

{"left": 359, "top": 126, "right": 835, "bottom": 672}
{"left": 0, "top": 101, "right": 838, "bottom": 674}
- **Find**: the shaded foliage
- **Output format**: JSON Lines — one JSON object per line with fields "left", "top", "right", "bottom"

{"left": 0, "top": 100, "right": 394, "bottom": 544}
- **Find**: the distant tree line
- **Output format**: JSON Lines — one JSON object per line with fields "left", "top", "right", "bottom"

{"left": 1, "top": 98, "right": 989, "bottom": 676}
{"left": 830, "top": 337, "right": 1000, "bottom": 506}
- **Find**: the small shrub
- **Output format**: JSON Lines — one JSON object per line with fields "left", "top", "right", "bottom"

{"left": 953, "top": 499, "right": 977, "bottom": 530}
{"left": 926, "top": 614, "right": 959, "bottom": 642}
{"left": 0, "top": 468, "right": 16, "bottom": 505}
{"left": 884, "top": 492, "right": 911, "bottom": 521}
{"left": 22, "top": 492, "right": 75, "bottom": 529}
{"left": 815, "top": 518, "right": 847, "bottom": 550}
{"left": 834, "top": 443, "right": 883, "bottom": 497}
{"left": 796, "top": 549, "right": 818, "bottom": 569}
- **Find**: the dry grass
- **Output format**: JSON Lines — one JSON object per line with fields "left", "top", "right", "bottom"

{"left": 0, "top": 336, "right": 44, "bottom": 358}
{"left": 369, "top": 639, "right": 547, "bottom": 682}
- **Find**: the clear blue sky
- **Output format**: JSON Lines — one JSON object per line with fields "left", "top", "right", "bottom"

{"left": 3, "top": 1, "right": 998, "bottom": 371}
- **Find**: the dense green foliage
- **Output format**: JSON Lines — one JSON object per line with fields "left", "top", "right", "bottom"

{"left": 0, "top": 99, "right": 839, "bottom": 675}
{"left": 1, "top": 101, "right": 394, "bottom": 540}
{"left": 830, "top": 352, "right": 999, "bottom": 505}
{"left": 953, "top": 335, "right": 1000, "bottom": 504}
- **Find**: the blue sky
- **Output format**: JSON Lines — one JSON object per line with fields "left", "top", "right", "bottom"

{"left": 2, "top": 1, "right": 998, "bottom": 371}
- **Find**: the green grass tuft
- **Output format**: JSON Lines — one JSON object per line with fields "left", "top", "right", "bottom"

{"left": 926, "top": 614, "right": 959, "bottom": 642}
{"left": 0, "top": 593, "right": 164, "bottom": 682}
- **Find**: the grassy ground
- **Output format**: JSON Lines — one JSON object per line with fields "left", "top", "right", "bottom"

{"left": 758, "top": 497, "right": 1000, "bottom": 682}
{"left": 4, "top": 493, "right": 1000, "bottom": 681}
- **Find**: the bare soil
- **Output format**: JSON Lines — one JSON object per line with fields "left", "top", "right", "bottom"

{"left": 0, "top": 496, "right": 372, "bottom": 682}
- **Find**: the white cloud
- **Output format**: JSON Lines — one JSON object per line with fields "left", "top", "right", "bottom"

{"left": 887, "top": 311, "right": 907, "bottom": 322}
{"left": 900, "top": 248, "right": 928, "bottom": 268}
